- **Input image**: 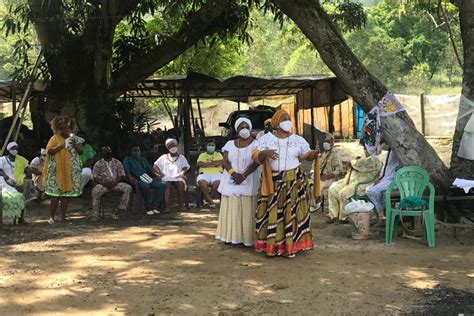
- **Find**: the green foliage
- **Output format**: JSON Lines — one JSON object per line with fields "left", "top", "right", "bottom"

{"left": 344, "top": 0, "right": 462, "bottom": 93}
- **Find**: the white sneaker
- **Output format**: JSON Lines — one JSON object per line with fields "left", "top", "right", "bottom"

{"left": 153, "top": 209, "right": 161, "bottom": 214}
{"left": 146, "top": 211, "right": 154, "bottom": 216}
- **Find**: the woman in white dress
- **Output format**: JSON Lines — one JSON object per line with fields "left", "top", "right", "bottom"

{"left": 154, "top": 139, "right": 190, "bottom": 212}
{"left": 215, "top": 118, "right": 261, "bottom": 247}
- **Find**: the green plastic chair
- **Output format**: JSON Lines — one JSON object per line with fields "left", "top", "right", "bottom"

{"left": 385, "top": 166, "right": 435, "bottom": 247}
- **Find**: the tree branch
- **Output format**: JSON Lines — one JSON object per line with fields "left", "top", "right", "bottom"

{"left": 438, "top": 0, "right": 463, "bottom": 68}
{"left": 271, "top": 0, "right": 451, "bottom": 190}
{"left": 110, "top": 0, "right": 231, "bottom": 94}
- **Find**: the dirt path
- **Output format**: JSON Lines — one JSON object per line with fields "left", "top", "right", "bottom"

{"left": 0, "top": 199, "right": 473, "bottom": 315}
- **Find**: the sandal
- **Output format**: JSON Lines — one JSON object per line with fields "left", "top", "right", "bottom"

{"left": 48, "top": 218, "right": 55, "bottom": 224}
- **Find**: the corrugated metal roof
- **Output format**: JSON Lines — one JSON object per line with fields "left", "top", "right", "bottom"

{"left": 0, "top": 72, "right": 349, "bottom": 107}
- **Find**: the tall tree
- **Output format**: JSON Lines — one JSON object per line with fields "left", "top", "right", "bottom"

{"left": 3, "top": 0, "right": 250, "bottom": 142}
{"left": 270, "top": 0, "right": 451, "bottom": 189}
{"left": 449, "top": 0, "right": 474, "bottom": 179}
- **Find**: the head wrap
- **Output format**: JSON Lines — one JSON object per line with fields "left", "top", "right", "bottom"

{"left": 165, "top": 138, "right": 178, "bottom": 149}
{"left": 7, "top": 142, "right": 18, "bottom": 151}
{"left": 41, "top": 148, "right": 46, "bottom": 155}
{"left": 234, "top": 117, "right": 252, "bottom": 132}
{"left": 271, "top": 109, "right": 290, "bottom": 129}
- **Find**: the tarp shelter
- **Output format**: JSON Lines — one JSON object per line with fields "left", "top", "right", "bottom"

{"left": 124, "top": 72, "right": 350, "bottom": 157}
{"left": 0, "top": 73, "right": 351, "bottom": 157}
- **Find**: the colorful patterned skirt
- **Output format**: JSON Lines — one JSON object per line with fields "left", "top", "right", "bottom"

{"left": 45, "top": 152, "right": 82, "bottom": 197}
{"left": 1, "top": 190, "right": 25, "bottom": 220}
{"left": 255, "top": 167, "right": 314, "bottom": 256}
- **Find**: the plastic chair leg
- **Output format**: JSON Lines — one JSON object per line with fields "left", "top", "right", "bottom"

{"left": 385, "top": 211, "right": 393, "bottom": 245}
{"left": 392, "top": 214, "right": 398, "bottom": 240}
{"left": 424, "top": 212, "right": 435, "bottom": 247}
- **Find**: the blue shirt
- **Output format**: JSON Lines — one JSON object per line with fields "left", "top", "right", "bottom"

{"left": 123, "top": 156, "right": 153, "bottom": 178}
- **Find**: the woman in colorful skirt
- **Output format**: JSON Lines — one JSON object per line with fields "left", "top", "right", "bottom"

{"left": 43, "top": 116, "right": 83, "bottom": 223}
{"left": 253, "top": 109, "right": 318, "bottom": 257}
{"left": 0, "top": 176, "right": 25, "bottom": 223}
{"left": 215, "top": 117, "right": 261, "bottom": 247}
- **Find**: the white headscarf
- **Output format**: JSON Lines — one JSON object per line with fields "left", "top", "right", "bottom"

{"left": 41, "top": 148, "right": 46, "bottom": 155}
{"left": 7, "top": 142, "right": 18, "bottom": 151}
{"left": 234, "top": 118, "right": 252, "bottom": 132}
{"left": 165, "top": 138, "right": 178, "bottom": 149}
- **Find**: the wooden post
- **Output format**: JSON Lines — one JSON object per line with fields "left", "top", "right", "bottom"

{"left": 189, "top": 98, "right": 196, "bottom": 137}
{"left": 237, "top": 100, "right": 241, "bottom": 111}
{"left": 310, "top": 88, "right": 315, "bottom": 148}
{"left": 183, "top": 92, "right": 192, "bottom": 159}
{"left": 0, "top": 184, "right": 3, "bottom": 228}
{"left": 328, "top": 81, "right": 335, "bottom": 134}
{"left": 196, "top": 98, "right": 204, "bottom": 134}
{"left": 301, "top": 92, "right": 305, "bottom": 136}
{"left": 420, "top": 93, "right": 426, "bottom": 136}
{"left": 294, "top": 94, "right": 299, "bottom": 134}
{"left": 339, "top": 103, "right": 343, "bottom": 136}
{"left": 11, "top": 81, "right": 16, "bottom": 115}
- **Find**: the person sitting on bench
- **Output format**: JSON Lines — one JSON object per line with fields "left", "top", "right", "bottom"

{"left": 154, "top": 138, "right": 190, "bottom": 213}
{"left": 123, "top": 144, "right": 165, "bottom": 216}
{"left": 91, "top": 146, "right": 132, "bottom": 220}
{"left": 196, "top": 140, "right": 223, "bottom": 208}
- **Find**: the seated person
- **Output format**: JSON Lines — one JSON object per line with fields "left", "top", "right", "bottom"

{"left": 256, "top": 118, "right": 273, "bottom": 140}
{"left": 154, "top": 138, "right": 190, "bottom": 212}
{"left": 0, "top": 142, "right": 31, "bottom": 223}
{"left": 309, "top": 133, "right": 345, "bottom": 211}
{"left": 30, "top": 148, "right": 46, "bottom": 200}
{"left": 196, "top": 140, "right": 223, "bottom": 208}
{"left": 123, "top": 144, "right": 165, "bottom": 216}
{"left": 77, "top": 131, "right": 97, "bottom": 191}
{"left": 327, "top": 144, "right": 382, "bottom": 224}
{"left": 91, "top": 146, "right": 132, "bottom": 220}
{"left": 366, "top": 140, "right": 401, "bottom": 217}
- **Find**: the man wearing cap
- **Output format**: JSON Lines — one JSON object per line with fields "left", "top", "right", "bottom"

{"left": 196, "top": 140, "right": 223, "bottom": 208}
{"left": 0, "top": 142, "right": 31, "bottom": 223}
{"left": 30, "top": 148, "right": 47, "bottom": 200}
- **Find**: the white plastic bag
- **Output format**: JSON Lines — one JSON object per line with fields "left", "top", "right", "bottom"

{"left": 345, "top": 199, "right": 374, "bottom": 214}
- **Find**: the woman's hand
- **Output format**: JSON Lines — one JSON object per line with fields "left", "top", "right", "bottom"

{"left": 232, "top": 173, "right": 245, "bottom": 185}
{"left": 261, "top": 149, "right": 279, "bottom": 160}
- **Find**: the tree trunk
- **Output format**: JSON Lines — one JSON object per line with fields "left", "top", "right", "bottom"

{"left": 449, "top": 1, "right": 474, "bottom": 180}
{"left": 271, "top": 0, "right": 451, "bottom": 190}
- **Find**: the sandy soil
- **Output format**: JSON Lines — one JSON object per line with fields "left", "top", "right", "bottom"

{"left": 0, "top": 138, "right": 469, "bottom": 316}
{"left": 1, "top": 193, "right": 473, "bottom": 316}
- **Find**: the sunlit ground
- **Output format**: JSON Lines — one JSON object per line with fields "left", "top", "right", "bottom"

{"left": 0, "top": 200, "right": 473, "bottom": 315}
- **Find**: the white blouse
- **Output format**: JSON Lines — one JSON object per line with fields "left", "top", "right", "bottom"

{"left": 154, "top": 154, "right": 190, "bottom": 182}
{"left": 256, "top": 133, "right": 311, "bottom": 172}
{"left": 218, "top": 140, "right": 261, "bottom": 196}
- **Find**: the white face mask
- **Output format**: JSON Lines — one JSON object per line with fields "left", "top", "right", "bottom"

{"left": 239, "top": 128, "right": 251, "bottom": 139}
{"left": 279, "top": 120, "right": 292, "bottom": 132}
{"left": 169, "top": 147, "right": 178, "bottom": 154}
{"left": 9, "top": 149, "right": 18, "bottom": 156}
{"left": 323, "top": 142, "right": 332, "bottom": 151}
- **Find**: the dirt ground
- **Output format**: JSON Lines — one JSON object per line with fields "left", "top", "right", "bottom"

{"left": 1, "top": 193, "right": 473, "bottom": 316}
{"left": 1, "top": 138, "right": 472, "bottom": 315}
